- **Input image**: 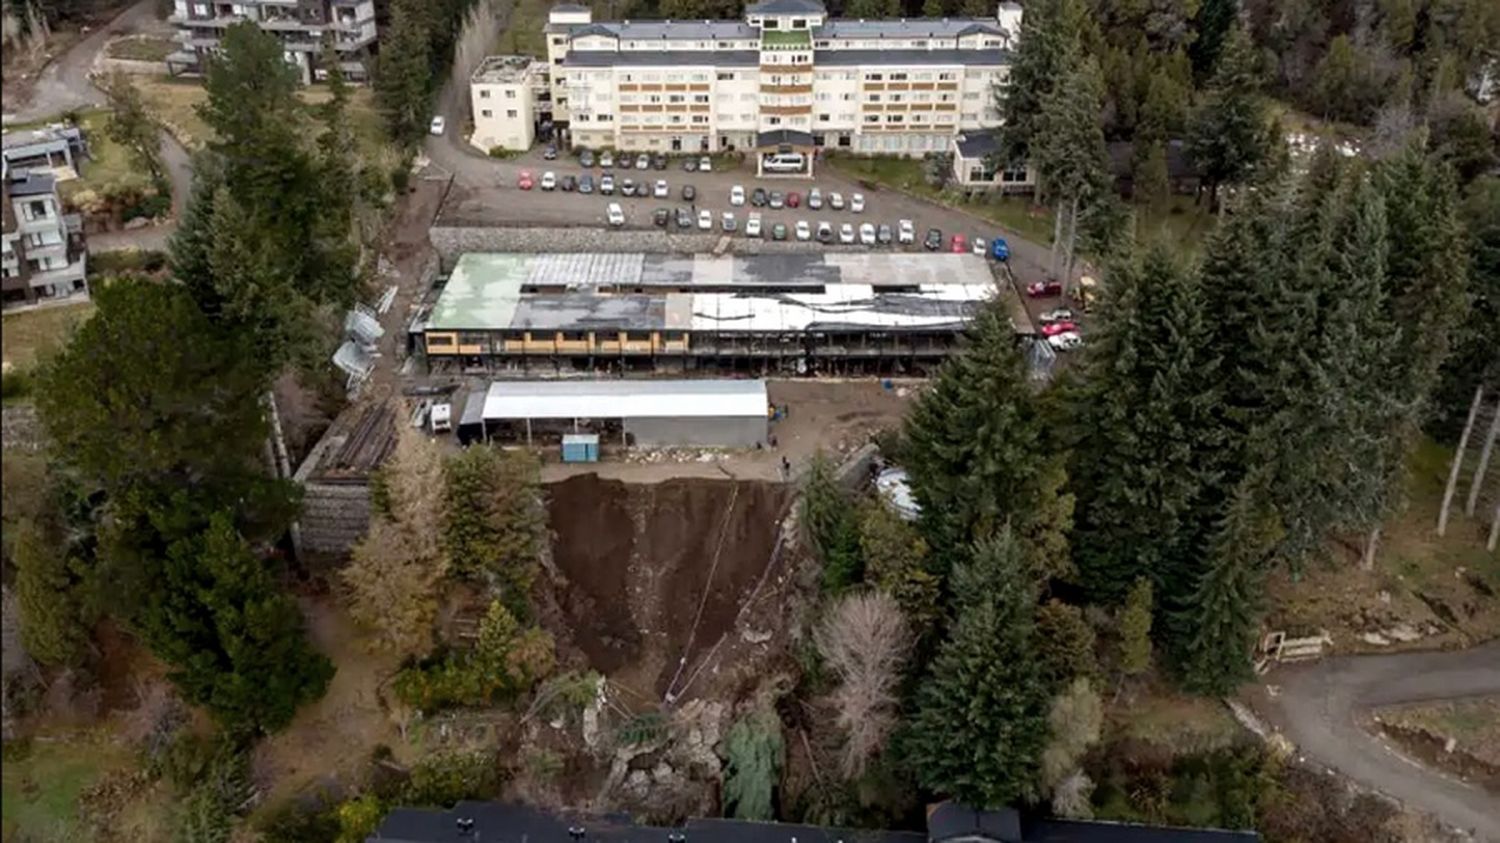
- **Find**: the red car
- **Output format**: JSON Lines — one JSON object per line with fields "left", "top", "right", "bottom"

{"left": 1027, "top": 280, "right": 1063, "bottom": 298}
{"left": 517, "top": 170, "right": 535, "bottom": 190}
{"left": 786, "top": 191, "right": 801, "bottom": 208}
{"left": 1040, "top": 320, "right": 1078, "bottom": 336}
{"left": 950, "top": 234, "right": 968, "bottom": 253}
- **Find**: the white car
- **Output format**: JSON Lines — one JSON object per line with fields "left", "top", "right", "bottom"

{"left": 795, "top": 220, "right": 812, "bottom": 241}
{"left": 606, "top": 202, "right": 625, "bottom": 227}
{"left": 540, "top": 171, "right": 557, "bottom": 191}
{"left": 697, "top": 208, "right": 713, "bottom": 230}
{"left": 635, "top": 153, "right": 651, "bottom": 170}
{"left": 746, "top": 213, "right": 763, "bottom": 238}
{"left": 730, "top": 185, "right": 746, "bottom": 206}
{"left": 859, "top": 222, "right": 876, "bottom": 245}
{"left": 972, "top": 238, "right": 987, "bottom": 256}
{"left": 1047, "top": 331, "right": 1083, "bottom": 351}
{"left": 850, "top": 193, "right": 865, "bottom": 213}
{"left": 897, "top": 219, "right": 915, "bottom": 244}
{"left": 839, "top": 222, "right": 855, "bottom": 244}
{"left": 698, "top": 155, "right": 712, "bottom": 172}
{"left": 1040, "top": 307, "right": 1075, "bottom": 323}
{"left": 653, "top": 179, "right": 668, "bottom": 198}
{"left": 829, "top": 191, "right": 845, "bottom": 211}
{"left": 600, "top": 151, "right": 615, "bottom": 168}
{"left": 429, "top": 115, "right": 445, "bottom": 135}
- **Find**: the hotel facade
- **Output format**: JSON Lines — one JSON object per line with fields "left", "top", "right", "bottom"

{"left": 539, "top": 0, "right": 1021, "bottom": 157}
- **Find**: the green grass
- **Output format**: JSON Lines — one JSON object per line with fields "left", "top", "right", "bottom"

{"left": 495, "top": 0, "right": 549, "bottom": 58}
{"left": 1, "top": 735, "right": 130, "bottom": 842}
{"left": 1, "top": 300, "right": 95, "bottom": 371}
{"left": 58, "top": 109, "right": 151, "bottom": 205}
{"left": 105, "top": 36, "right": 177, "bottom": 63}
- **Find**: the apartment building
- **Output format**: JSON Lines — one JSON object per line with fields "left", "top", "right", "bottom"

{"left": 2, "top": 163, "right": 89, "bottom": 310}
{"left": 166, "top": 0, "right": 378, "bottom": 84}
{"left": 470, "top": 56, "right": 553, "bottom": 153}
{"left": 542, "top": 0, "right": 1021, "bottom": 158}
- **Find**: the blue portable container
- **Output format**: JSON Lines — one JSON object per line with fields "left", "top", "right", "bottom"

{"left": 561, "top": 433, "right": 600, "bottom": 463}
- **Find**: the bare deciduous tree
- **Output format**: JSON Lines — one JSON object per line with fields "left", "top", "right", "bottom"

{"left": 813, "top": 591, "right": 912, "bottom": 780}
{"left": 1040, "top": 677, "right": 1103, "bottom": 793}
{"left": 382, "top": 425, "right": 448, "bottom": 559}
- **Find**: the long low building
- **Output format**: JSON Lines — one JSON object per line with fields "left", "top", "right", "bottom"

{"left": 410, "top": 251, "right": 1000, "bottom": 376}
{"left": 478, "top": 378, "right": 768, "bottom": 447}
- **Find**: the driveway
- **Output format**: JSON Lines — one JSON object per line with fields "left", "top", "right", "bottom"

{"left": 1263, "top": 640, "right": 1500, "bottom": 840}
{"left": 2, "top": 0, "right": 164, "bottom": 124}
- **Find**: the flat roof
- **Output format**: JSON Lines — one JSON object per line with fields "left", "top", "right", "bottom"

{"left": 482, "top": 379, "right": 768, "bottom": 421}
{"left": 564, "top": 49, "right": 760, "bottom": 67}
{"left": 426, "top": 253, "right": 525, "bottom": 331}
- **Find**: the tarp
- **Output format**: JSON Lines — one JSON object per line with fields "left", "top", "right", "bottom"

{"left": 483, "top": 379, "right": 767, "bottom": 421}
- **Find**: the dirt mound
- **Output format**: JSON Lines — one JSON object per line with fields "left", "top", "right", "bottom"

{"left": 546, "top": 474, "right": 794, "bottom": 700}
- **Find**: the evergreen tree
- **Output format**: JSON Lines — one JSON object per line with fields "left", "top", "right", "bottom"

{"left": 844, "top": 0, "right": 899, "bottom": 14}
{"left": 139, "top": 512, "right": 333, "bottom": 734}
{"left": 903, "top": 304, "right": 1073, "bottom": 582}
{"left": 376, "top": 0, "right": 435, "bottom": 148}
{"left": 722, "top": 708, "right": 785, "bottom": 820}
{"left": 1189, "top": 0, "right": 1237, "bottom": 79}
{"left": 99, "top": 71, "right": 165, "bottom": 187}
{"left": 995, "top": 0, "right": 1090, "bottom": 165}
{"left": 12, "top": 519, "right": 90, "bottom": 667}
{"left": 801, "top": 450, "right": 863, "bottom": 595}
{"left": 442, "top": 446, "right": 547, "bottom": 612}
{"left": 1433, "top": 177, "right": 1500, "bottom": 437}
{"left": 1118, "top": 577, "right": 1154, "bottom": 676}
{"left": 1035, "top": 600, "right": 1097, "bottom": 690}
{"left": 905, "top": 532, "right": 1051, "bottom": 807}
{"left": 1133, "top": 139, "right": 1171, "bottom": 211}
{"left": 859, "top": 498, "right": 942, "bottom": 639}
{"left": 1033, "top": 56, "right": 1111, "bottom": 281}
{"left": 1187, "top": 25, "right": 1268, "bottom": 210}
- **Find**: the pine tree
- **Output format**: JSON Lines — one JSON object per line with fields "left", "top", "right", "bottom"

{"left": 1035, "top": 600, "right": 1097, "bottom": 690}
{"left": 1033, "top": 56, "right": 1111, "bottom": 282}
{"left": 905, "top": 532, "right": 1051, "bottom": 807}
{"left": 858, "top": 498, "right": 942, "bottom": 638}
{"left": 1133, "top": 138, "right": 1171, "bottom": 211}
{"left": 1187, "top": 24, "right": 1268, "bottom": 210}
{"left": 995, "top": 0, "right": 1090, "bottom": 166}
{"left": 802, "top": 450, "right": 863, "bottom": 595}
{"left": 12, "top": 519, "right": 90, "bottom": 667}
{"left": 1118, "top": 577, "right": 1153, "bottom": 676}
{"left": 442, "top": 446, "right": 547, "bottom": 613}
{"left": 99, "top": 71, "right": 165, "bottom": 187}
{"left": 376, "top": 0, "right": 435, "bottom": 148}
{"left": 1189, "top": 0, "right": 1238, "bottom": 79}
{"left": 722, "top": 708, "right": 785, "bottom": 820}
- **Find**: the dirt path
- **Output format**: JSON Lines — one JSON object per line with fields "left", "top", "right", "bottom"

{"left": 1, "top": 0, "right": 161, "bottom": 123}
{"left": 1262, "top": 640, "right": 1500, "bottom": 840}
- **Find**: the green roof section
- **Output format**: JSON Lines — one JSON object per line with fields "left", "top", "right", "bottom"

{"left": 760, "top": 29, "right": 812, "bottom": 48}
{"left": 426, "top": 253, "right": 525, "bottom": 330}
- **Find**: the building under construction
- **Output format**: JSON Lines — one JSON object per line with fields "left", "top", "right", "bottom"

{"left": 409, "top": 252, "right": 1003, "bottom": 376}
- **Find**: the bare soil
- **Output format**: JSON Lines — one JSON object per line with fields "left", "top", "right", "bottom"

{"left": 545, "top": 474, "right": 795, "bottom": 703}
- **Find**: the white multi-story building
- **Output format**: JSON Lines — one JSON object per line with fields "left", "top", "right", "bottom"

{"left": 166, "top": 0, "right": 379, "bottom": 84}
{"left": 542, "top": 0, "right": 1021, "bottom": 158}
{"left": 470, "top": 56, "right": 552, "bottom": 153}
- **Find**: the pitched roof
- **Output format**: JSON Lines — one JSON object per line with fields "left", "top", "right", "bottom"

{"left": 574, "top": 19, "right": 760, "bottom": 39}
{"left": 955, "top": 129, "right": 1001, "bottom": 160}
{"left": 813, "top": 47, "right": 1010, "bottom": 65}
{"left": 814, "top": 17, "right": 1007, "bottom": 39}
{"left": 1107, "top": 139, "right": 1200, "bottom": 181}
{"left": 745, "top": 0, "right": 827, "bottom": 14}
{"left": 563, "top": 49, "right": 760, "bottom": 67}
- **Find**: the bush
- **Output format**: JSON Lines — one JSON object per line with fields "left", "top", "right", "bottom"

{"left": 391, "top": 165, "right": 411, "bottom": 194}
{"left": 89, "top": 249, "right": 169, "bottom": 276}
{"left": 487, "top": 146, "right": 520, "bottom": 159}
{"left": 122, "top": 191, "right": 171, "bottom": 222}
{"left": 392, "top": 601, "right": 555, "bottom": 712}
{"left": 401, "top": 751, "right": 502, "bottom": 807}
{"left": 1, "top": 369, "right": 33, "bottom": 402}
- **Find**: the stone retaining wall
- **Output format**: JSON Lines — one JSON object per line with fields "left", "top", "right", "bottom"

{"left": 430, "top": 224, "right": 871, "bottom": 265}
{"left": 1, "top": 404, "right": 43, "bottom": 452}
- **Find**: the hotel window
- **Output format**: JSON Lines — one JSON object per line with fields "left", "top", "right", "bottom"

{"left": 767, "top": 116, "right": 782, "bottom": 125}
{"left": 506, "top": 89, "right": 516, "bottom": 98}
{"left": 863, "top": 114, "right": 879, "bottom": 123}
{"left": 479, "top": 89, "right": 491, "bottom": 98}
{"left": 480, "top": 109, "right": 492, "bottom": 117}
{"left": 910, "top": 41, "right": 926, "bottom": 48}
{"left": 669, "top": 94, "right": 686, "bottom": 103}
{"left": 868, "top": 93, "right": 881, "bottom": 101}
{"left": 886, "top": 114, "right": 903, "bottom": 122}
{"left": 863, "top": 72, "right": 883, "bottom": 80}
{"left": 938, "top": 71, "right": 955, "bottom": 80}
{"left": 889, "top": 72, "right": 907, "bottom": 80}
{"left": 791, "top": 17, "right": 806, "bottom": 27}
{"left": 692, "top": 115, "right": 708, "bottom": 123}
{"left": 815, "top": 40, "right": 829, "bottom": 47}
{"left": 841, "top": 92, "right": 854, "bottom": 101}
{"left": 717, "top": 71, "right": 735, "bottom": 80}
{"left": 818, "top": 113, "right": 830, "bottom": 121}
{"left": 506, "top": 109, "right": 518, "bottom": 117}
{"left": 694, "top": 94, "right": 709, "bottom": 102}
{"left": 598, "top": 114, "right": 614, "bottom": 121}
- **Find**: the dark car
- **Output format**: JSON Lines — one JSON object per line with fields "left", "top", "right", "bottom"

{"left": 683, "top": 157, "right": 698, "bottom": 172}
{"left": 682, "top": 184, "right": 696, "bottom": 201}
{"left": 786, "top": 191, "right": 801, "bottom": 208}
{"left": 578, "top": 174, "right": 594, "bottom": 194}
{"left": 751, "top": 187, "right": 768, "bottom": 207}
{"left": 816, "top": 222, "right": 834, "bottom": 244}
{"left": 653, "top": 207, "right": 670, "bottom": 227}
{"left": 876, "top": 224, "right": 893, "bottom": 244}
{"left": 561, "top": 174, "right": 577, "bottom": 192}
{"left": 675, "top": 207, "right": 694, "bottom": 229}
{"left": 579, "top": 149, "right": 595, "bottom": 167}
{"left": 771, "top": 222, "right": 788, "bottom": 241}
{"left": 924, "top": 228, "right": 943, "bottom": 251}
{"left": 653, "top": 153, "right": 668, "bottom": 170}
{"left": 543, "top": 145, "right": 558, "bottom": 160}
{"left": 769, "top": 191, "right": 785, "bottom": 209}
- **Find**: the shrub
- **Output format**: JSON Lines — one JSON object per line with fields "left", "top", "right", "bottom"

{"left": 392, "top": 600, "right": 555, "bottom": 712}
{"left": 89, "top": 249, "right": 169, "bottom": 276}
{"left": 1, "top": 369, "right": 33, "bottom": 402}
{"left": 721, "top": 708, "right": 785, "bottom": 821}
{"left": 401, "top": 751, "right": 502, "bottom": 807}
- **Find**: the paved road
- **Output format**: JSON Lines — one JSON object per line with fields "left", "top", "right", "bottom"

{"left": 1, "top": 0, "right": 162, "bottom": 124}
{"left": 1265, "top": 640, "right": 1500, "bottom": 840}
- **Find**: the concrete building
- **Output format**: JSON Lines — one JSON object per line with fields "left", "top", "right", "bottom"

{"left": 2, "top": 163, "right": 88, "bottom": 309}
{"left": 480, "top": 379, "right": 769, "bottom": 448}
{"left": 410, "top": 251, "right": 1001, "bottom": 376}
{"left": 470, "top": 56, "right": 553, "bottom": 153}
{"left": 1, "top": 125, "right": 89, "bottom": 181}
{"left": 166, "top": 0, "right": 378, "bottom": 84}
{"left": 543, "top": 0, "right": 1021, "bottom": 160}
{"left": 951, "top": 129, "right": 1032, "bottom": 192}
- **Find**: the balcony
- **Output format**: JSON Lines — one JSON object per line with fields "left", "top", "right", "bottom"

{"left": 17, "top": 213, "right": 59, "bottom": 235}
{"left": 27, "top": 255, "right": 87, "bottom": 290}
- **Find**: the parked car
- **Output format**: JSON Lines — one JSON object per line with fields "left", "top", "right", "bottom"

{"left": 751, "top": 187, "right": 768, "bottom": 207}
{"left": 429, "top": 115, "right": 445, "bottom": 135}
{"left": 698, "top": 155, "right": 712, "bottom": 171}
{"left": 635, "top": 153, "right": 651, "bottom": 170}
{"left": 972, "top": 238, "right": 987, "bottom": 256}
{"left": 877, "top": 223, "right": 893, "bottom": 245}
{"left": 683, "top": 157, "right": 698, "bottom": 172}
{"left": 991, "top": 237, "right": 1010, "bottom": 261}
{"left": 621, "top": 178, "right": 636, "bottom": 197}
{"left": 580, "top": 149, "right": 596, "bottom": 168}
{"left": 950, "top": 234, "right": 967, "bottom": 253}
{"left": 599, "top": 151, "right": 614, "bottom": 169}
{"left": 839, "top": 222, "right": 855, "bottom": 244}
{"left": 829, "top": 191, "right": 845, "bottom": 211}
{"left": 600, "top": 174, "right": 615, "bottom": 195}
{"left": 817, "top": 221, "right": 834, "bottom": 243}
{"left": 721, "top": 211, "right": 738, "bottom": 232}
{"left": 808, "top": 188, "right": 823, "bottom": 210}
{"left": 898, "top": 219, "right": 915, "bottom": 244}
{"left": 653, "top": 179, "right": 669, "bottom": 199}
{"left": 561, "top": 174, "right": 577, "bottom": 192}
{"left": 1027, "top": 280, "right": 1064, "bottom": 298}
{"left": 1047, "top": 331, "right": 1084, "bottom": 351}
{"left": 653, "top": 207, "right": 670, "bottom": 227}
{"left": 859, "top": 223, "right": 876, "bottom": 245}
{"left": 578, "top": 174, "right": 594, "bottom": 194}
{"left": 772, "top": 222, "right": 789, "bottom": 241}
{"left": 541, "top": 171, "right": 558, "bottom": 191}
{"left": 652, "top": 153, "right": 668, "bottom": 170}
{"left": 850, "top": 193, "right": 865, "bottom": 213}
{"left": 517, "top": 170, "right": 535, "bottom": 190}
{"left": 1040, "top": 321, "right": 1078, "bottom": 336}
{"left": 769, "top": 191, "right": 785, "bottom": 209}
{"left": 682, "top": 184, "right": 696, "bottom": 201}
{"left": 697, "top": 209, "right": 713, "bottom": 230}
{"left": 730, "top": 185, "right": 746, "bottom": 206}
{"left": 796, "top": 220, "right": 812, "bottom": 241}
{"left": 676, "top": 207, "right": 694, "bottom": 229}
{"left": 786, "top": 191, "right": 801, "bottom": 208}
{"left": 746, "top": 213, "right": 763, "bottom": 237}
{"left": 606, "top": 202, "right": 625, "bottom": 227}
{"left": 1039, "top": 308, "right": 1074, "bottom": 323}
{"left": 543, "top": 144, "right": 558, "bottom": 160}
{"left": 923, "top": 228, "right": 943, "bottom": 250}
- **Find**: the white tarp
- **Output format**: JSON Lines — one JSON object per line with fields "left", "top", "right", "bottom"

{"left": 483, "top": 379, "right": 768, "bottom": 421}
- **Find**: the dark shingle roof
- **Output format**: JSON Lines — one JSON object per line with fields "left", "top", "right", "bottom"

{"left": 813, "top": 48, "right": 1010, "bottom": 65}
{"left": 814, "top": 18, "right": 1006, "bottom": 38}
{"left": 745, "top": 0, "right": 827, "bottom": 14}
{"left": 563, "top": 49, "right": 760, "bottom": 67}
{"left": 757, "top": 129, "right": 815, "bottom": 147}
{"left": 955, "top": 129, "right": 1000, "bottom": 159}
{"left": 1107, "top": 139, "right": 1200, "bottom": 180}
{"left": 5, "top": 169, "right": 57, "bottom": 197}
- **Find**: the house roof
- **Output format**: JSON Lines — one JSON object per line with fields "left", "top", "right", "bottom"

{"left": 563, "top": 48, "right": 760, "bottom": 67}
{"left": 1107, "top": 139, "right": 1200, "bottom": 181}
{"left": 745, "top": 0, "right": 827, "bottom": 15}
{"left": 756, "top": 128, "right": 815, "bottom": 147}
{"left": 483, "top": 379, "right": 769, "bottom": 421}
{"left": 576, "top": 19, "right": 759, "bottom": 40}
{"left": 812, "top": 48, "right": 1010, "bottom": 66}
{"left": 5, "top": 169, "right": 57, "bottom": 198}
{"left": 955, "top": 129, "right": 1001, "bottom": 160}
{"left": 813, "top": 18, "right": 1007, "bottom": 39}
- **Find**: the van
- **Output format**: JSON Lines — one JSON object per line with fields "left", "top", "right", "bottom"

{"left": 762, "top": 153, "right": 805, "bottom": 172}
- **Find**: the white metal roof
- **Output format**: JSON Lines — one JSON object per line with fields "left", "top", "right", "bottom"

{"left": 483, "top": 379, "right": 768, "bottom": 421}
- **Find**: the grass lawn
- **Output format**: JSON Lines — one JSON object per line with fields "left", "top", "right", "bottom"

{"left": 105, "top": 35, "right": 178, "bottom": 63}
{"left": 1378, "top": 696, "right": 1500, "bottom": 767}
{"left": 494, "top": 0, "right": 549, "bottom": 58}
{"left": 1, "top": 301, "right": 95, "bottom": 371}
{"left": 1108, "top": 684, "right": 1244, "bottom": 755}
{"left": 58, "top": 109, "right": 151, "bottom": 205}
{"left": 1, "top": 734, "right": 129, "bottom": 841}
